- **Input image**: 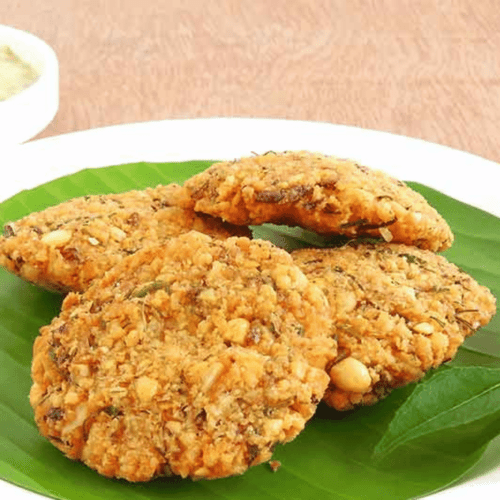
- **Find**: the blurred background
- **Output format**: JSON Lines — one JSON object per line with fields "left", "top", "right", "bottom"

{"left": 2, "top": 0, "right": 499, "bottom": 162}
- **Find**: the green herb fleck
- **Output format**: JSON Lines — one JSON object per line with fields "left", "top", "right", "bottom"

{"left": 400, "top": 253, "right": 428, "bottom": 267}
{"left": 46, "top": 407, "right": 65, "bottom": 421}
{"left": 3, "top": 224, "right": 15, "bottom": 238}
{"left": 131, "top": 281, "right": 170, "bottom": 298}
{"left": 103, "top": 406, "right": 122, "bottom": 418}
{"left": 294, "top": 324, "right": 305, "bottom": 336}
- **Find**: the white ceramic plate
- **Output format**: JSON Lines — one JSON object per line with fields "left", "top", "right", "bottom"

{"left": 1, "top": 118, "right": 499, "bottom": 500}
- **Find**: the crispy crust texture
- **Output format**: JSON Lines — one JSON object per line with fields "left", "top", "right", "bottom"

{"left": 183, "top": 151, "right": 454, "bottom": 251}
{"left": 30, "top": 232, "right": 335, "bottom": 481}
{"left": 292, "top": 243, "right": 497, "bottom": 411}
{"left": 0, "top": 184, "right": 250, "bottom": 293}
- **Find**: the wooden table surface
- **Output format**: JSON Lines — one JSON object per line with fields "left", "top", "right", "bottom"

{"left": 3, "top": 0, "right": 500, "bottom": 163}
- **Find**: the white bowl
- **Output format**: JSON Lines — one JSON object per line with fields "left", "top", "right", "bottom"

{"left": 0, "top": 25, "right": 59, "bottom": 146}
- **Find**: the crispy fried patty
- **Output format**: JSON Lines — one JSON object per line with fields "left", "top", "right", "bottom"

{"left": 292, "top": 243, "right": 496, "bottom": 410}
{"left": 30, "top": 232, "right": 336, "bottom": 481}
{"left": 0, "top": 184, "right": 250, "bottom": 293}
{"left": 183, "top": 151, "right": 454, "bottom": 251}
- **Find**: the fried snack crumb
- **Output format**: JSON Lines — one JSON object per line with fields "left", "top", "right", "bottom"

{"left": 269, "top": 460, "right": 281, "bottom": 472}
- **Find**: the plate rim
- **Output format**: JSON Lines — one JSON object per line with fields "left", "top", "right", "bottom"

{"left": 2, "top": 117, "right": 499, "bottom": 217}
